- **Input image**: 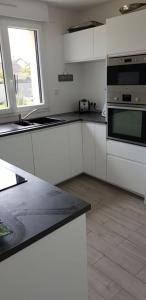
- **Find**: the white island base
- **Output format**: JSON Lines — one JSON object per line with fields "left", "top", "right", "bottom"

{"left": 0, "top": 215, "right": 88, "bottom": 300}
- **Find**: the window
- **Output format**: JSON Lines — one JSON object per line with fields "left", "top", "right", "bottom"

{"left": 0, "top": 48, "right": 8, "bottom": 110}
{"left": 0, "top": 20, "right": 45, "bottom": 113}
{"left": 8, "top": 28, "right": 42, "bottom": 107}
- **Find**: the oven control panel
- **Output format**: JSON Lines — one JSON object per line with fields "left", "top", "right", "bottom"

{"left": 107, "top": 86, "right": 146, "bottom": 105}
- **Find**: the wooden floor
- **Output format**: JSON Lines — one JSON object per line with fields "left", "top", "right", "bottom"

{"left": 58, "top": 174, "right": 146, "bottom": 300}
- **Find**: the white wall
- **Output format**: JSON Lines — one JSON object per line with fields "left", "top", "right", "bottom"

{"left": 43, "top": 6, "right": 82, "bottom": 114}
{"left": 0, "top": 0, "right": 49, "bottom": 21}
{"left": 0, "top": 3, "right": 82, "bottom": 121}
{"left": 80, "top": 60, "right": 106, "bottom": 111}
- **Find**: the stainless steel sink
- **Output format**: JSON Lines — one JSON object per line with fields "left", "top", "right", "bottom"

{"left": 29, "top": 117, "right": 63, "bottom": 125}
{"left": 14, "top": 117, "right": 64, "bottom": 128}
{"left": 14, "top": 120, "right": 34, "bottom": 127}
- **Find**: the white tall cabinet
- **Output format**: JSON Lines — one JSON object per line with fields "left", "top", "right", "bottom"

{"left": 0, "top": 133, "right": 34, "bottom": 174}
{"left": 107, "top": 9, "right": 146, "bottom": 56}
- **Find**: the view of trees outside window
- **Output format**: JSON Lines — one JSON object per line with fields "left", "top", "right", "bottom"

{"left": 0, "top": 49, "right": 8, "bottom": 110}
{"left": 8, "top": 28, "right": 42, "bottom": 107}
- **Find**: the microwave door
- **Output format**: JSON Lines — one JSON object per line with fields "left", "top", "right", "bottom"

{"left": 107, "top": 63, "right": 146, "bottom": 86}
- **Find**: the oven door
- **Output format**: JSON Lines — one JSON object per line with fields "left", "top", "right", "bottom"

{"left": 108, "top": 106, "right": 146, "bottom": 145}
{"left": 107, "top": 63, "right": 146, "bottom": 86}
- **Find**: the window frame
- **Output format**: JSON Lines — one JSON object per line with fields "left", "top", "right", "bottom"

{"left": 0, "top": 18, "right": 48, "bottom": 116}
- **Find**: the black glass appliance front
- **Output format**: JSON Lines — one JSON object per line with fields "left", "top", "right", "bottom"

{"left": 108, "top": 108, "right": 146, "bottom": 144}
{"left": 107, "top": 64, "right": 146, "bottom": 86}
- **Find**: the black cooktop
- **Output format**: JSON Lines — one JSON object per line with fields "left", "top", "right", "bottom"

{"left": 0, "top": 167, "right": 27, "bottom": 192}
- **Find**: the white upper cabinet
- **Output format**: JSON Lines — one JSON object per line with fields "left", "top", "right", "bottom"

{"left": 64, "top": 25, "right": 106, "bottom": 63}
{"left": 64, "top": 28, "right": 93, "bottom": 62}
{"left": 93, "top": 25, "right": 106, "bottom": 60}
{"left": 107, "top": 9, "right": 146, "bottom": 56}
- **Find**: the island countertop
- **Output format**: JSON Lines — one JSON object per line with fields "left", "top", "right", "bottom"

{"left": 0, "top": 159, "right": 90, "bottom": 263}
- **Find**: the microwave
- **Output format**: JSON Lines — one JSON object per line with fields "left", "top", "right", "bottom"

{"left": 107, "top": 54, "right": 146, "bottom": 106}
{"left": 107, "top": 54, "right": 146, "bottom": 86}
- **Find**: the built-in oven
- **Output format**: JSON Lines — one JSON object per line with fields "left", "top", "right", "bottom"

{"left": 107, "top": 54, "right": 146, "bottom": 146}
{"left": 108, "top": 106, "right": 146, "bottom": 145}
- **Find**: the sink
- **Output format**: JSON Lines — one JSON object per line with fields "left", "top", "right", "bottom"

{"left": 29, "top": 117, "right": 63, "bottom": 125}
{"left": 14, "top": 120, "right": 34, "bottom": 127}
{"left": 14, "top": 117, "right": 64, "bottom": 128}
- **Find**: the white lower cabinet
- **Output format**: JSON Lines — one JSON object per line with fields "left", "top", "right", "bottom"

{"left": 32, "top": 123, "right": 83, "bottom": 185}
{"left": 82, "top": 123, "right": 96, "bottom": 177}
{"left": 0, "top": 133, "right": 34, "bottom": 174}
{"left": 32, "top": 125, "right": 70, "bottom": 185}
{"left": 82, "top": 122, "right": 106, "bottom": 180}
{"left": 68, "top": 122, "right": 83, "bottom": 177}
{"left": 95, "top": 123, "right": 106, "bottom": 181}
{"left": 107, "top": 155, "right": 146, "bottom": 196}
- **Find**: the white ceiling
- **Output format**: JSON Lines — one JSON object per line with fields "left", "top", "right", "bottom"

{"left": 39, "top": 0, "right": 112, "bottom": 9}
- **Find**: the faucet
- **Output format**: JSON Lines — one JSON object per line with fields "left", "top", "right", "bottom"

{"left": 18, "top": 108, "right": 38, "bottom": 123}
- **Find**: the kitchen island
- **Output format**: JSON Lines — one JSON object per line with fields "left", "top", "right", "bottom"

{"left": 0, "top": 159, "right": 90, "bottom": 300}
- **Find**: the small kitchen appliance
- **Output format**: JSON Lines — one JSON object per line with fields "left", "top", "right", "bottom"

{"left": 79, "top": 99, "right": 90, "bottom": 113}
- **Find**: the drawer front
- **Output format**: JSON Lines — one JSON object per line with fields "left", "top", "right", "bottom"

{"left": 107, "top": 155, "right": 146, "bottom": 195}
{"left": 107, "top": 140, "right": 146, "bottom": 164}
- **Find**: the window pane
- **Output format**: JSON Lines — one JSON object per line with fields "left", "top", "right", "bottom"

{"left": 8, "top": 28, "right": 42, "bottom": 107}
{"left": 0, "top": 48, "right": 8, "bottom": 110}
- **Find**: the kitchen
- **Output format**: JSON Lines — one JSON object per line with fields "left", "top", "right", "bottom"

{"left": 0, "top": 0, "right": 146, "bottom": 300}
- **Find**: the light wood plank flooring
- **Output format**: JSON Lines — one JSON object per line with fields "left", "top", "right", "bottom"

{"left": 58, "top": 174, "right": 146, "bottom": 300}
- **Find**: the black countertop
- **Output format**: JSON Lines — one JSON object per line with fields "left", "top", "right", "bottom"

{"left": 0, "top": 160, "right": 90, "bottom": 262}
{"left": 53, "top": 112, "right": 106, "bottom": 124}
{"left": 0, "top": 112, "right": 107, "bottom": 137}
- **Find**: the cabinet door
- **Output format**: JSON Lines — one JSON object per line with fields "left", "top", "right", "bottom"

{"left": 107, "top": 155, "right": 146, "bottom": 195}
{"left": 93, "top": 25, "right": 106, "bottom": 59}
{"left": 68, "top": 123, "right": 83, "bottom": 177}
{"left": 107, "top": 140, "right": 146, "bottom": 164}
{"left": 32, "top": 126, "right": 70, "bottom": 185}
{"left": 64, "top": 28, "right": 93, "bottom": 62}
{"left": 0, "top": 133, "right": 34, "bottom": 174}
{"left": 82, "top": 123, "right": 96, "bottom": 177}
{"left": 95, "top": 124, "right": 106, "bottom": 181}
{"left": 107, "top": 10, "right": 146, "bottom": 56}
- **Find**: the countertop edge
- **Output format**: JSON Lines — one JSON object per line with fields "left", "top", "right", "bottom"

{"left": 0, "top": 204, "right": 90, "bottom": 263}
{"left": 0, "top": 113, "right": 107, "bottom": 137}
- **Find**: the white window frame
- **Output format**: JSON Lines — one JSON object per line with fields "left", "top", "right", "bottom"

{"left": 0, "top": 18, "right": 49, "bottom": 116}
